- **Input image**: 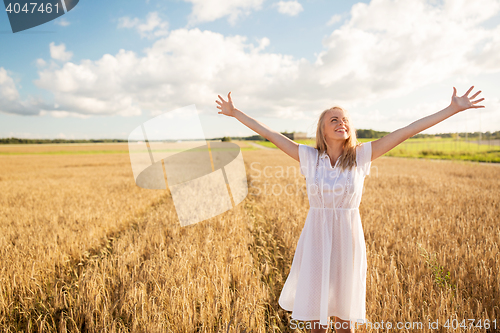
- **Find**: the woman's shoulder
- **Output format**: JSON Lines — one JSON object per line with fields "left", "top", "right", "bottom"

{"left": 298, "top": 144, "right": 318, "bottom": 177}
{"left": 355, "top": 141, "right": 372, "bottom": 154}
{"left": 355, "top": 141, "right": 373, "bottom": 176}
{"left": 298, "top": 143, "right": 318, "bottom": 152}
{"left": 298, "top": 143, "right": 318, "bottom": 160}
{"left": 356, "top": 140, "right": 371, "bottom": 149}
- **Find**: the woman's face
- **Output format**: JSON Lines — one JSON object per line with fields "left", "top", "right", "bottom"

{"left": 323, "top": 108, "right": 350, "bottom": 142}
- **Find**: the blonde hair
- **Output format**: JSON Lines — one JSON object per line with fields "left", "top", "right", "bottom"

{"left": 315, "top": 106, "right": 360, "bottom": 172}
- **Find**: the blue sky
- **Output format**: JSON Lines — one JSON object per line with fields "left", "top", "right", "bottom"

{"left": 1, "top": 0, "right": 499, "bottom": 140}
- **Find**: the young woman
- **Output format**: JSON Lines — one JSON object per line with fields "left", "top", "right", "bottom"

{"left": 216, "top": 86, "right": 484, "bottom": 333}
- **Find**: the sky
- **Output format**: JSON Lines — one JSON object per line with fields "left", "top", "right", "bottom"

{"left": 0, "top": 0, "right": 499, "bottom": 140}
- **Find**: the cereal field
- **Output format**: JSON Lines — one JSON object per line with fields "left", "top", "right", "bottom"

{"left": 0, "top": 142, "right": 498, "bottom": 332}
{"left": 255, "top": 138, "right": 500, "bottom": 163}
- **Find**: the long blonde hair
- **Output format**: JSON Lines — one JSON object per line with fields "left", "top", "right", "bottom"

{"left": 315, "top": 106, "right": 360, "bottom": 172}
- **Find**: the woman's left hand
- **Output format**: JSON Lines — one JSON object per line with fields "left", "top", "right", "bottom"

{"left": 451, "top": 86, "right": 485, "bottom": 113}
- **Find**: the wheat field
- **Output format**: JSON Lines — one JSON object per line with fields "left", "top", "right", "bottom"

{"left": 0, "top": 142, "right": 498, "bottom": 332}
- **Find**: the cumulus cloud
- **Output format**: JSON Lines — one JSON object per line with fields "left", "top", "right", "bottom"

{"left": 275, "top": 1, "right": 304, "bottom": 16}
{"left": 0, "top": 68, "right": 20, "bottom": 102}
{"left": 55, "top": 18, "right": 70, "bottom": 27}
{"left": 6, "top": 0, "right": 500, "bottom": 128}
{"left": 36, "top": 58, "right": 47, "bottom": 68}
{"left": 39, "top": 110, "right": 91, "bottom": 118}
{"left": 118, "top": 12, "right": 169, "bottom": 39}
{"left": 314, "top": 0, "right": 500, "bottom": 102}
{"left": 0, "top": 68, "right": 51, "bottom": 116}
{"left": 184, "top": 0, "right": 264, "bottom": 26}
{"left": 326, "top": 14, "right": 342, "bottom": 26}
{"left": 34, "top": 30, "right": 301, "bottom": 117}
{"left": 50, "top": 42, "right": 73, "bottom": 61}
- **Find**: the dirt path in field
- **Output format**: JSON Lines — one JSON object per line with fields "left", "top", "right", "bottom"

{"left": 248, "top": 142, "right": 274, "bottom": 150}
{"left": 468, "top": 139, "right": 500, "bottom": 146}
{"left": 383, "top": 155, "right": 500, "bottom": 166}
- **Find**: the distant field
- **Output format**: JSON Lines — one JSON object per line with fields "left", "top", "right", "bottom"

{"left": 253, "top": 138, "right": 500, "bottom": 163}
{"left": 0, "top": 140, "right": 258, "bottom": 155}
{"left": 0, "top": 143, "right": 131, "bottom": 155}
{"left": 4, "top": 139, "right": 498, "bottom": 162}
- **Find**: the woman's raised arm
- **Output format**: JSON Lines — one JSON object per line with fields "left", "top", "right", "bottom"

{"left": 370, "top": 86, "right": 485, "bottom": 161}
{"left": 216, "top": 92, "right": 300, "bottom": 162}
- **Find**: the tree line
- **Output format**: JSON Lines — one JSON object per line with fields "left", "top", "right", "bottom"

{"left": 0, "top": 138, "right": 128, "bottom": 144}
{"left": 1, "top": 130, "right": 499, "bottom": 144}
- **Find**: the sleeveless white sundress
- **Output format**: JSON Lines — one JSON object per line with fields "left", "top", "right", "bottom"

{"left": 278, "top": 141, "right": 372, "bottom": 326}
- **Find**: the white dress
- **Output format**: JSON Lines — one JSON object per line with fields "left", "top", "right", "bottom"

{"left": 278, "top": 141, "right": 372, "bottom": 326}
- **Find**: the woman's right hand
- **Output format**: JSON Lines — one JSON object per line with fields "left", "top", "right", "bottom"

{"left": 216, "top": 92, "right": 237, "bottom": 117}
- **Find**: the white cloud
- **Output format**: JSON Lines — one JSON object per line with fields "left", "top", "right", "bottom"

{"left": 118, "top": 16, "right": 139, "bottom": 28}
{"left": 39, "top": 110, "right": 91, "bottom": 118}
{"left": 49, "top": 42, "right": 73, "bottom": 61}
{"left": 3, "top": 132, "right": 35, "bottom": 139}
{"left": 36, "top": 58, "right": 47, "bottom": 68}
{"left": 34, "top": 29, "right": 304, "bottom": 117}
{"left": 5, "top": 0, "right": 499, "bottom": 132}
{"left": 55, "top": 18, "right": 70, "bottom": 27}
{"left": 314, "top": 0, "right": 500, "bottom": 103}
{"left": 118, "top": 12, "right": 169, "bottom": 39}
{"left": 326, "top": 14, "right": 342, "bottom": 26}
{"left": 255, "top": 37, "right": 270, "bottom": 52}
{"left": 275, "top": 1, "right": 303, "bottom": 16}
{"left": 0, "top": 68, "right": 20, "bottom": 102}
{"left": 184, "top": 0, "right": 264, "bottom": 26}
{"left": 0, "top": 68, "right": 50, "bottom": 115}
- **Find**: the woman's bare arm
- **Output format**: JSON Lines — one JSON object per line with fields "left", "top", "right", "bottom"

{"left": 216, "top": 92, "right": 300, "bottom": 162}
{"left": 371, "top": 86, "right": 485, "bottom": 161}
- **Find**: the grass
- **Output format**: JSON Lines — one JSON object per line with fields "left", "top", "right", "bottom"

{"left": 0, "top": 150, "right": 130, "bottom": 155}
{"left": 0, "top": 141, "right": 259, "bottom": 155}
{"left": 417, "top": 243, "right": 456, "bottom": 293}
{"left": 253, "top": 138, "right": 500, "bottom": 163}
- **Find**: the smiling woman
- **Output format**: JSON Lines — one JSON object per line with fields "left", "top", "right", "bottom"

{"left": 216, "top": 86, "right": 485, "bottom": 333}
{"left": 315, "top": 106, "right": 358, "bottom": 171}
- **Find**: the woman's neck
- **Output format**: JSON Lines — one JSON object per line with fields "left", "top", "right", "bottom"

{"left": 325, "top": 139, "right": 344, "bottom": 167}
